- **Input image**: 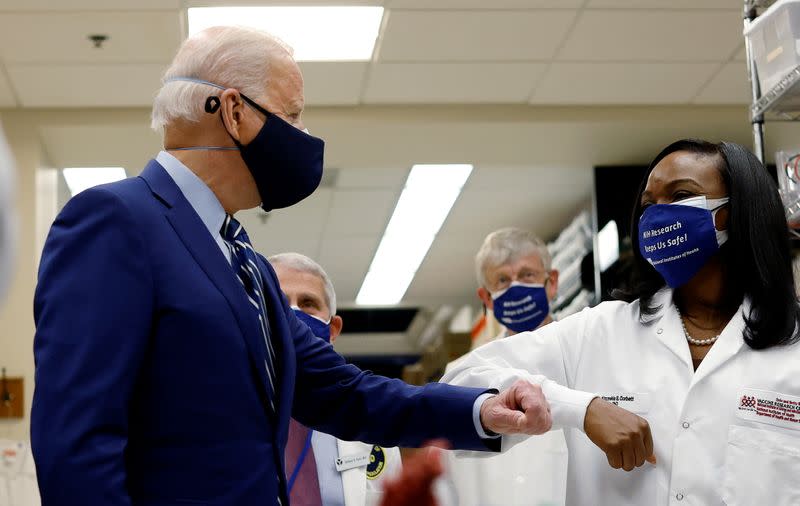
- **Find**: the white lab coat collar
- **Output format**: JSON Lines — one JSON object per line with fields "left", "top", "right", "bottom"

{"left": 337, "top": 439, "right": 368, "bottom": 506}
{"left": 646, "top": 288, "right": 749, "bottom": 386}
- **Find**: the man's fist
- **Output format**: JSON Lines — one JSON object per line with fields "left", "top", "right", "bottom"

{"left": 584, "top": 398, "right": 657, "bottom": 471}
{"left": 479, "top": 379, "right": 552, "bottom": 435}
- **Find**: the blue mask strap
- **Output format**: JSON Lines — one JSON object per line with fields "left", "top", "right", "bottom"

{"left": 163, "top": 76, "right": 226, "bottom": 90}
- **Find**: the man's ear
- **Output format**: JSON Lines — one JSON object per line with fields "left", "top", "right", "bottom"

{"left": 546, "top": 270, "right": 559, "bottom": 302}
{"left": 329, "top": 315, "right": 343, "bottom": 344}
{"left": 477, "top": 287, "right": 494, "bottom": 311}
{"left": 219, "top": 88, "right": 246, "bottom": 142}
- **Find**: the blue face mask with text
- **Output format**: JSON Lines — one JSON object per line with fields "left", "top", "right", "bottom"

{"left": 292, "top": 307, "right": 331, "bottom": 342}
{"left": 491, "top": 282, "right": 550, "bottom": 333}
{"left": 638, "top": 196, "right": 729, "bottom": 288}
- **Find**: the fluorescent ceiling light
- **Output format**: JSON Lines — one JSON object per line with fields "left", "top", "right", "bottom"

{"left": 597, "top": 219, "right": 620, "bottom": 272}
{"left": 187, "top": 6, "right": 384, "bottom": 62}
{"left": 62, "top": 167, "right": 127, "bottom": 196}
{"left": 356, "top": 164, "right": 473, "bottom": 306}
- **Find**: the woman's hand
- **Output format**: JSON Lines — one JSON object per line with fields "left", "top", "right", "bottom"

{"left": 584, "top": 398, "right": 657, "bottom": 471}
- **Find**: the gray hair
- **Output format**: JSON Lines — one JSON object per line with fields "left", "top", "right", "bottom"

{"left": 269, "top": 252, "right": 337, "bottom": 316}
{"left": 475, "top": 227, "right": 552, "bottom": 288}
{"left": 151, "top": 25, "right": 294, "bottom": 133}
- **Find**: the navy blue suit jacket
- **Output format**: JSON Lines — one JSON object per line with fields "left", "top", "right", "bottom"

{"left": 32, "top": 160, "right": 491, "bottom": 506}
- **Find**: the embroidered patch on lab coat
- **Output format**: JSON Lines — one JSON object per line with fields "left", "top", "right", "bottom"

{"left": 366, "top": 446, "right": 386, "bottom": 480}
{"left": 736, "top": 388, "right": 800, "bottom": 431}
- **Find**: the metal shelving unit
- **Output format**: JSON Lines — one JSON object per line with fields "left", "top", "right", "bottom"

{"left": 745, "top": 0, "right": 797, "bottom": 159}
{"left": 744, "top": 0, "right": 800, "bottom": 241}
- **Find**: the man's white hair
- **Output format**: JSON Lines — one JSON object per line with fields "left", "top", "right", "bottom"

{"left": 475, "top": 227, "right": 552, "bottom": 288}
{"left": 151, "top": 25, "right": 294, "bottom": 133}
{"left": 269, "top": 252, "right": 337, "bottom": 316}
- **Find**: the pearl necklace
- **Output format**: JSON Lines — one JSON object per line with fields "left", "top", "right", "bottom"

{"left": 675, "top": 306, "right": 719, "bottom": 346}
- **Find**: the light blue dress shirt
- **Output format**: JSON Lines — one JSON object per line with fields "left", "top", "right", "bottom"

{"left": 156, "top": 151, "right": 231, "bottom": 265}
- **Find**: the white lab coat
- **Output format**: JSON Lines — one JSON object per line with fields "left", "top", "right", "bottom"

{"left": 0, "top": 440, "right": 40, "bottom": 506}
{"left": 442, "top": 289, "right": 800, "bottom": 506}
{"left": 444, "top": 332, "right": 569, "bottom": 506}
{"left": 336, "top": 440, "right": 401, "bottom": 506}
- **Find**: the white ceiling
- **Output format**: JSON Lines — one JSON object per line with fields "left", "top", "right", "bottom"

{"left": 0, "top": 0, "right": 749, "bottom": 108}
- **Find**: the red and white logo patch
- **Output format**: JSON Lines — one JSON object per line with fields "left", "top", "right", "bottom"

{"left": 736, "top": 388, "right": 800, "bottom": 431}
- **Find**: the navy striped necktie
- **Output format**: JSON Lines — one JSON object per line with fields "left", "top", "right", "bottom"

{"left": 221, "top": 214, "right": 278, "bottom": 413}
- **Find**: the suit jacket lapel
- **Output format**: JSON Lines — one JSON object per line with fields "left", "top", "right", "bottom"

{"left": 139, "top": 160, "right": 274, "bottom": 414}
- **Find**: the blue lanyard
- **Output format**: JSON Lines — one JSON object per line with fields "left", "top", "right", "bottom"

{"left": 287, "top": 430, "right": 314, "bottom": 493}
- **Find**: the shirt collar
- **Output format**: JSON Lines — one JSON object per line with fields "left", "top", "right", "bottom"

{"left": 156, "top": 150, "right": 226, "bottom": 238}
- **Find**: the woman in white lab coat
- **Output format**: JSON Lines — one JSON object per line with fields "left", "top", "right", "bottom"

{"left": 442, "top": 139, "right": 800, "bottom": 506}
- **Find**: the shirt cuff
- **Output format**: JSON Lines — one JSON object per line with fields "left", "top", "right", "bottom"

{"left": 472, "top": 393, "right": 501, "bottom": 439}
{"left": 539, "top": 379, "right": 597, "bottom": 431}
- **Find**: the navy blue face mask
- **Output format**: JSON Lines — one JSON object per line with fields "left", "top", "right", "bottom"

{"left": 165, "top": 77, "right": 325, "bottom": 212}
{"left": 292, "top": 307, "right": 332, "bottom": 343}
{"left": 638, "top": 196, "right": 729, "bottom": 288}
{"left": 491, "top": 282, "right": 550, "bottom": 333}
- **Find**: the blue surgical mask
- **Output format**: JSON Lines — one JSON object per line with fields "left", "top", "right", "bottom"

{"left": 291, "top": 307, "right": 332, "bottom": 342}
{"left": 164, "top": 77, "right": 325, "bottom": 212}
{"left": 491, "top": 282, "right": 550, "bottom": 333}
{"left": 638, "top": 195, "right": 729, "bottom": 288}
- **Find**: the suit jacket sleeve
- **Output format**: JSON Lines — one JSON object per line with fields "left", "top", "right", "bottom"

{"left": 260, "top": 262, "right": 493, "bottom": 451}
{"left": 32, "top": 188, "right": 154, "bottom": 506}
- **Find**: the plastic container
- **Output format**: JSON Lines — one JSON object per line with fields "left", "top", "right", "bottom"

{"left": 745, "top": 0, "right": 800, "bottom": 93}
{"left": 775, "top": 150, "right": 800, "bottom": 228}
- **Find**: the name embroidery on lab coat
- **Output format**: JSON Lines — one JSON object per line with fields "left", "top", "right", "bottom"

{"left": 736, "top": 388, "right": 800, "bottom": 431}
{"left": 366, "top": 446, "right": 386, "bottom": 480}
{"left": 599, "top": 393, "right": 652, "bottom": 414}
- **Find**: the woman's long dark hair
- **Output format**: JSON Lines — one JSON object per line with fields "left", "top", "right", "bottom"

{"left": 614, "top": 139, "right": 800, "bottom": 349}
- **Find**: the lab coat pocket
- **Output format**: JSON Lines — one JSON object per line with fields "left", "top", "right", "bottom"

{"left": 721, "top": 425, "right": 800, "bottom": 506}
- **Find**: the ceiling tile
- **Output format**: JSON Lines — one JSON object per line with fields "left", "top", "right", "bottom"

{"left": 466, "top": 165, "right": 590, "bottom": 190}
{"left": 247, "top": 188, "right": 333, "bottom": 240}
{"left": 39, "top": 124, "right": 161, "bottom": 170}
{"left": 364, "top": 63, "right": 546, "bottom": 103}
{"left": 323, "top": 189, "right": 397, "bottom": 237}
{"left": 187, "top": 0, "right": 382, "bottom": 5}
{"left": 531, "top": 63, "right": 720, "bottom": 104}
{"left": 0, "top": 0, "right": 180, "bottom": 10}
{"left": 299, "top": 62, "right": 368, "bottom": 106}
{"left": 558, "top": 10, "right": 742, "bottom": 61}
{"left": 8, "top": 63, "right": 166, "bottom": 107}
{"left": 0, "top": 12, "right": 181, "bottom": 64}
{"left": 379, "top": 10, "right": 578, "bottom": 62}
{"left": 587, "top": 0, "right": 739, "bottom": 7}
{"left": 387, "top": 0, "right": 582, "bottom": 7}
{"left": 403, "top": 239, "right": 479, "bottom": 300}
{"left": 0, "top": 69, "right": 17, "bottom": 107}
{"left": 693, "top": 62, "right": 750, "bottom": 104}
{"left": 317, "top": 237, "right": 379, "bottom": 303}
{"left": 335, "top": 168, "right": 409, "bottom": 189}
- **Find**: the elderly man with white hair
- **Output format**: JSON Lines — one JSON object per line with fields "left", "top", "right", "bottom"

{"left": 443, "top": 227, "right": 568, "bottom": 506}
{"left": 31, "top": 26, "right": 574, "bottom": 506}
{"left": 270, "top": 252, "right": 402, "bottom": 506}
{"left": 471, "top": 227, "right": 560, "bottom": 349}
